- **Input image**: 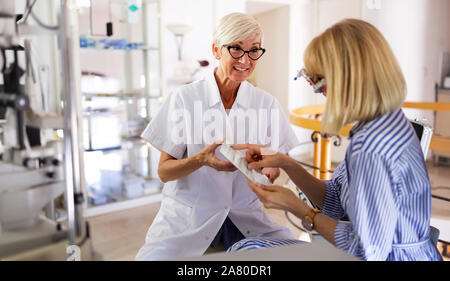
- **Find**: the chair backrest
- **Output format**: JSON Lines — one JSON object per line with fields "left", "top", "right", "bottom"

{"left": 409, "top": 119, "right": 433, "bottom": 159}
{"left": 430, "top": 225, "right": 440, "bottom": 246}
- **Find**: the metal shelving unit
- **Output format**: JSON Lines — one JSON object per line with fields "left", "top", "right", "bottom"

{"left": 79, "top": 0, "right": 164, "bottom": 217}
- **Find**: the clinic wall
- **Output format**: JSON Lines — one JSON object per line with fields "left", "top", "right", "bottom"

{"left": 311, "top": 0, "right": 363, "bottom": 162}
{"left": 290, "top": 0, "right": 450, "bottom": 162}
{"left": 282, "top": 0, "right": 364, "bottom": 160}
{"left": 161, "top": 0, "right": 216, "bottom": 82}
{"left": 316, "top": 0, "right": 362, "bottom": 33}
{"left": 362, "top": 0, "right": 450, "bottom": 128}
{"left": 244, "top": 0, "right": 320, "bottom": 159}
{"left": 253, "top": 5, "right": 290, "bottom": 115}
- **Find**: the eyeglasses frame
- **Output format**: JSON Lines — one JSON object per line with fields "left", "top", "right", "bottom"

{"left": 222, "top": 44, "right": 266, "bottom": 61}
{"left": 295, "top": 68, "right": 327, "bottom": 92}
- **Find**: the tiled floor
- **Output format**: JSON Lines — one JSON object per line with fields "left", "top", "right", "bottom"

{"left": 87, "top": 160, "right": 450, "bottom": 261}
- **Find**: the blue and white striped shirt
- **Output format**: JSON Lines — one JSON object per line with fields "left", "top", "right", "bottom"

{"left": 228, "top": 109, "right": 442, "bottom": 261}
{"left": 322, "top": 108, "right": 442, "bottom": 261}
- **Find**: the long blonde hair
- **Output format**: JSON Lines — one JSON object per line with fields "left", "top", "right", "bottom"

{"left": 304, "top": 19, "right": 406, "bottom": 134}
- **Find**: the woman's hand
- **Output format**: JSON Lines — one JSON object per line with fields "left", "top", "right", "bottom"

{"left": 232, "top": 144, "right": 293, "bottom": 170}
{"left": 247, "top": 179, "right": 307, "bottom": 214}
{"left": 261, "top": 167, "right": 280, "bottom": 183}
{"left": 198, "top": 141, "right": 237, "bottom": 172}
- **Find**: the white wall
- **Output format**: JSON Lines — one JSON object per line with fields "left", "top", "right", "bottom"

{"left": 161, "top": 0, "right": 217, "bottom": 81}
{"left": 363, "top": 0, "right": 450, "bottom": 125}
{"left": 286, "top": 0, "right": 325, "bottom": 159}
{"left": 245, "top": 0, "right": 323, "bottom": 158}
{"left": 253, "top": 5, "right": 290, "bottom": 115}
{"left": 362, "top": 0, "right": 450, "bottom": 159}
{"left": 311, "top": 0, "right": 363, "bottom": 162}
{"left": 286, "top": 0, "right": 450, "bottom": 162}
{"left": 215, "top": 0, "right": 247, "bottom": 20}
{"left": 246, "top": 0, "right": 337, "bottom": 159}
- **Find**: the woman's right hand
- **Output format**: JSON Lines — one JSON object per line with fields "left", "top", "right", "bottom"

{"left": 198, "top": 141, "right": 237, "bottom": 172}
{"left": 231, "top": 144, "right": 292, "bottom": 170}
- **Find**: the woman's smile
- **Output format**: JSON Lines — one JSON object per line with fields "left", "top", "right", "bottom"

{"left": 233, "top": 66, "right": 249, "bottom": 72}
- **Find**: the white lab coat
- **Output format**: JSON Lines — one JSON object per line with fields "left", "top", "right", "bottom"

{"left": 135, "top": 69, "right": 300, "bottom": 260}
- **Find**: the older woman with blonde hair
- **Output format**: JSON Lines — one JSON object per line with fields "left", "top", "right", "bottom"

{"left": 231, "top": 19, "right": 443, "bottom": 261}
{"left": 135, "top": 13, "right": 299, "bottom": 260}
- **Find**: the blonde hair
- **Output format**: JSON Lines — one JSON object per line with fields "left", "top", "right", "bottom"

{"left": 213, "top": 13, "right": 263, "bottom": 46}
{"left": 304, "top": 19, "right": 406, "bottom": 134}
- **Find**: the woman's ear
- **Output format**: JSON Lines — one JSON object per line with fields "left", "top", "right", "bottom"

{"left": 212, "top": 43, "right": 221, "bottom": 60}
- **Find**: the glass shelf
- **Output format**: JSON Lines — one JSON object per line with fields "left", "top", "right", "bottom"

{"left": 79, "top": 46, "right": 159, "bottom": 51}
{"left": 83, "top": 92, "right": 162, "bottom": 99}
{"left": 83, "top": 141, "right": 162, "bottom": 217}
{"left": 78, "top": 0, "right": 163, "bottom": 216}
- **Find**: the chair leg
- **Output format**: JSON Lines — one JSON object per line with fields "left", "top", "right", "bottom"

{"left": 320, "top": 134, "right": 331, "bottom": 180}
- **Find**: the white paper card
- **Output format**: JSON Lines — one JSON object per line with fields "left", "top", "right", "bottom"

{"left": 219, "top": 144, "right": 272, "bottom": 186}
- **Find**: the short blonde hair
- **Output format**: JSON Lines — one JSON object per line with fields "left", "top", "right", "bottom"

{"left": 304, "top": 19, "right": 406, "bottom": 134}
{"left": 213, "top": 13, "right": 263, "bottom": 46}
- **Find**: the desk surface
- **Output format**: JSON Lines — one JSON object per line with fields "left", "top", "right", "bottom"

{"left": 176, "top": 240, "right": 360, "bottom": 261}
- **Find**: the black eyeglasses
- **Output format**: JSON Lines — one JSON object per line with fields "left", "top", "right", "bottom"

{"left": 222, "top": 45, "right": 266, "bottom": 60}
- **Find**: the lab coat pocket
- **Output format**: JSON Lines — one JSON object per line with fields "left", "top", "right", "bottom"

{"left": 161, "top": 176, "right": 200, "bottom": 207}
{"left": 153, "top": 195, "right": 194, "bottom": 239}
{"left": 173, "top": 173, "right": 201, "bottom": 206}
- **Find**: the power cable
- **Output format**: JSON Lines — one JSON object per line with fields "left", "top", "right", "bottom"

{"left": 19, "top": 0, "right": 37, "bottom": 24}
{"left": 22, "top": 0, "right": 59, "bottom": 31}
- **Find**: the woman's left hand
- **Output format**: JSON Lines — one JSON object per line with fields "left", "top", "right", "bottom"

{"left": 261, "top": 167, "right": 280, "bottom": 183}
{"left": 247, "top": 179, "right": 304, "bottom": 213}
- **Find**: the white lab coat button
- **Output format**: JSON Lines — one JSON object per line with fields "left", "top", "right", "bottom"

{"left": 246, "top": 230, "right": 251, "bottom": 235}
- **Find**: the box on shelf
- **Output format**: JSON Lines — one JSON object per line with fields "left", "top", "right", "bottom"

{"left": 122, "top": 174, "right": 145, "bottom": 199}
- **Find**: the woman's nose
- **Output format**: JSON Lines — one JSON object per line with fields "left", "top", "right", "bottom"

{"left": 238, "top": 54, "right": 250, "bottom": 64}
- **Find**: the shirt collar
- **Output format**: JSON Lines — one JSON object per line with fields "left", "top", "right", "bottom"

{"left": 206, "top": 68, "right": 250, "bottom": 109}
{"left": 234, "top": 82, "right": 250, "bottom": 109}
{"left": 349, "top": 108, "right": 402, "bottom": 138}
{"left": 349, "top": 121, "right": 366, "bottom": 138}
{"left": 206, "top": 69, "right": 222, "bottom": 107}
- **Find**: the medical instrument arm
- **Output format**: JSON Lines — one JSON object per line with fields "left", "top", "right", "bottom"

{"left": 281, "top": 156, "right": 327, "bottom": 208}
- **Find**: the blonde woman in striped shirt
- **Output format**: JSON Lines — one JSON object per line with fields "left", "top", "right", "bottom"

{"left": 230, "top": 19, "right": 443, "bottom": 261}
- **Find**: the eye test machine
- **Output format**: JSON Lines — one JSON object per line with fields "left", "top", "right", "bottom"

{"left": 0, "top": 0, "right": 100, "bottom": 261}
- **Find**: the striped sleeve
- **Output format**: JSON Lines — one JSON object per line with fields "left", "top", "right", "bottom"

{"left": 227, "top": 238, "right": 303, "bottom": 252}
{"left": 335, "top": 151, "right": 398, "bottom": 261}
{"left": 321, "top": 163, "right": 346, "bottom": 220}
